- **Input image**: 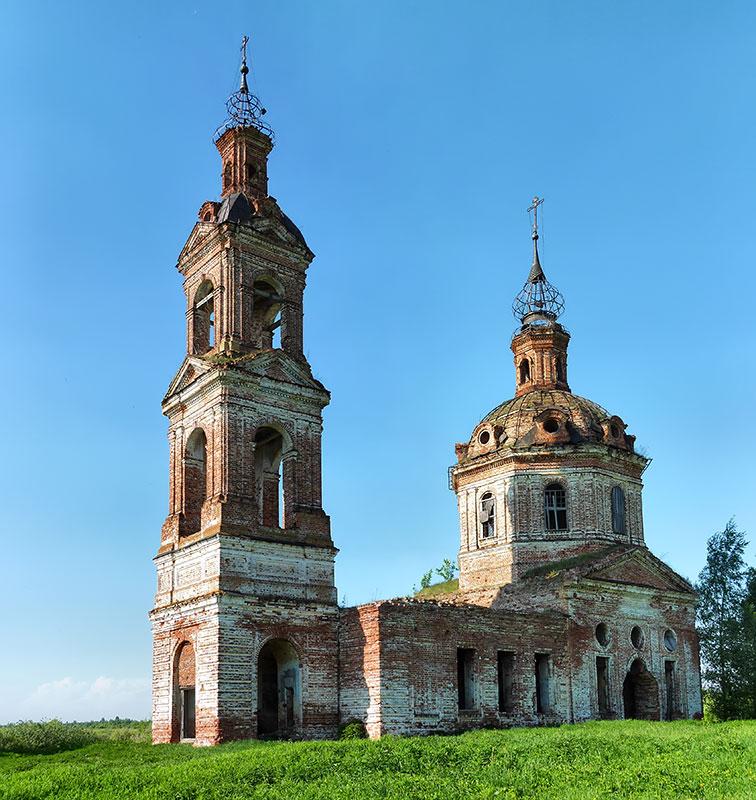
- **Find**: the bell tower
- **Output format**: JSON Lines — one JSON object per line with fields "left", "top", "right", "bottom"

{"left": 150, "top": 41, "right": 339, "bottom": 745}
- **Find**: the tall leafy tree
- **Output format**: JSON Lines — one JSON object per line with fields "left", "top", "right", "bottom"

{"left": 740, "top": 568, "right": 756, "bottom": 718}
{"left": 695, "top": 518, "right": 748, "bottom": 719}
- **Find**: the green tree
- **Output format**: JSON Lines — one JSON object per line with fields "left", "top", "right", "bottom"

{"left": 695, "top": 518, "right": 748, "bottom": 719}
{"left": 435, "top": 558, "right": 458, "bottom": 582}
{"left": 740, "top": 568, "right": 756, "bottom": 718}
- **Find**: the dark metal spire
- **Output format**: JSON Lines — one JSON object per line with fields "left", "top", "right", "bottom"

{"left": 512, "top": 197, "right": 565, "bottom": 325}
{"left": 214, "top": 36, "right": 275, "bottom": 143}
{"left": 527, "top": 230, "right": 546, "bottom": 283}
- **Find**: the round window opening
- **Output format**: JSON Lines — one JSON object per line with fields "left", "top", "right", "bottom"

{"left": 543, "top": 418, "right": 560, "bottom": 434}
{"left": 664, "top": 629, "right": 677, "bottom": 652}
{"left": 610, "top": 424, "right": 620, "bottom": 438}
{"left": 630, "top": 626, "right": 644, "bottom": 648}
{"left": 478, "top": 430, "right": 491, "bottom": 445}
{"left": 595, "top": 623, "right": 609, "bottom": 646}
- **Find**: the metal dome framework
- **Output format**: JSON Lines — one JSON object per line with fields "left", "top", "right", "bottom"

{"left": 512, "top": 273, "right": 565, "bottom": 325}
{"left": 213, "top": 37, "right": 275, "bottom": 144}
{"left": 513, "top": 197, "right": 565, "bottom": 325}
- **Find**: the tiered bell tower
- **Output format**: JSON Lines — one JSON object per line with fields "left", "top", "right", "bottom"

{"left": 150, "top": 41, "right": 338, "bottom": 745}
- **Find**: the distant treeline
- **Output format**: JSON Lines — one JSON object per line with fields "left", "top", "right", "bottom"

{"left": 64, "top": 718, "right": 150, "bottom": 730}
{"left": 0, "top": 719, "right": 151, "bottom": 755}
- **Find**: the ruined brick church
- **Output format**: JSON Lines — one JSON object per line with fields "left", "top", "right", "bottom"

{"left": 150, "top": 48, "right": 702, "bottom": 745}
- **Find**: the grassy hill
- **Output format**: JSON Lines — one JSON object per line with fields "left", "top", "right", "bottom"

{"left": 1, "top": 720, "right": 755, "bottom": 799}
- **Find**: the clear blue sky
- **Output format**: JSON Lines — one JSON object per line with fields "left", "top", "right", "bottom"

{"left": 1, "top": 1, "right": 754, "bottom": 723}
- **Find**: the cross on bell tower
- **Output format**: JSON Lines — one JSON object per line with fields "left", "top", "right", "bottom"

{"left": 150, "top": 42, "right": 339, "bottom": 746}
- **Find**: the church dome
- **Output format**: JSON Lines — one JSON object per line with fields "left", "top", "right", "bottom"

{"left": 484, "top": 389, "right": 609, "bottom": 447}
{"left": 457, "top": 199, "right": 637, "bottom": 461}
{"left": 463, "top": 389, "right": 635, "bottom": 458}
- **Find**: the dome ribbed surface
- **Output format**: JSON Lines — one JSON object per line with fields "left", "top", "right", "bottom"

{"left": 483, "top": 390, "right": 609, "bottom": 446}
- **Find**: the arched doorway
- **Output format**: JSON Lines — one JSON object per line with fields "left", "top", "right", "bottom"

{"left": 623, "top": 658, "right": 660, "bottom": 720}
{"left": 174, "top": 641, "right": 196, "bottom": 740}
{"left": 257, "top": 639, "right": 301, "bottom": 738}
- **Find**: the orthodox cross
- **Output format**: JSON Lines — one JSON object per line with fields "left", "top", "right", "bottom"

{"left": 239, "top": 36, "right": 250, "bottom": 93}
{"left": 527, "top": 196, "right": 544, "bottom": 235}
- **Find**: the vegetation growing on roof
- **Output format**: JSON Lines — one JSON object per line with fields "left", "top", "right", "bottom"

{"left": 414, "top": 578, "right": 459, "bottom": 599}
{"left": 522, "top": 544, "right": 624, "bottom": 578}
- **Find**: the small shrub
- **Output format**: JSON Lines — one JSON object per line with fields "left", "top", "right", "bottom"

{"left": 435, "top": 558, "right": 458, "bottom": 582}
{"left": 338, "top": 719, "right": 367, "bottom": 740}
{"left": 0, "top": 720, "right": 97, "bottom": 754}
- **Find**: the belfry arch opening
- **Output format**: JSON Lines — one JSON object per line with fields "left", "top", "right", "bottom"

{"left": 519, "top": 359, "right": 530, "bottom": 384}
{"left": 254, "top": 426, "right": 286, "bottom": 528}
{"left": 622, "top": 658, "right": 660, "bottom": 720}
{"left": 257, "top": 639, "right": 301, "bottom": 738}
{"left": 192, "top": 280, "right": 215, "bottom": 354}
{"left": 174, "top": 641, "right": 196, "bottom": 740}
{"left": 183, "top": 428, "right": 207, "bottom": 536}
{"left": 252, "top": 279, "right": 284, "bottom": 350}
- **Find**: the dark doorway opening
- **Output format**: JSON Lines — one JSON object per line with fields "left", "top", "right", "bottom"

{"left": 497, "top": 651, "right": 514, "bottom": 713}
{"left": 174, "top": 641, "right": 196, "bottom": 741}
{"left": 664, "top": 661, "right": 676, "bottom": 721}
{"left": 180, "top": 687, "right": 196, "bottom": 739}
{"left": 534, "top": 653, "right": 551, "bottom": 714}
{"left": 622, "top": 658, "right": 660, "bottom": 720}
{"left": 596, "top": 656, "right": 610, "bottom": 718}
{"left": 457, "top": 648, "right": 475, "bottom": 710}
{"left": 257, "top": 639, "right": 300, "bottom": 738}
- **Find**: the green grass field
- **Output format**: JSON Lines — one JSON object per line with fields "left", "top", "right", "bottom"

{"left": 1, "top": 720, "right": 755, "bottom": 799}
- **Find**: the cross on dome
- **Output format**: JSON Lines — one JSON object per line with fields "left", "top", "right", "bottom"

{"left": 512, "top": 196, "right": 565, "bottom": 325}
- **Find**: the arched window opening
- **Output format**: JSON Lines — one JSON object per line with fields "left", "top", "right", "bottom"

{"left": 556, "top": 357, "right": 565, "bottom": 383}
{"left": 479, "top": 492, "right": 496, "bottom": 539}
{"left": 254, "top": 426, "right": 284, "bottom": 528}
{"left": 252, "top": 280, "right": 285, "bottom": 350}
{"left": 544, "top": 482, "right": 567, "bottom": 531}
{"left": 611, "top": 486, "right": 626, "bottom": 534}
{"left": 174, "top": 641, "right": 196, "bottom": 740}
{"left": 630, "top": 625, "right": 644, "bottom": 648}
{"left": 595, "top": 623, "right": 610, "bottom": 647}
{"left": 622, "top": 658, "right": 660, "bottom": 720}
{"left": 257, "top": 639, "right": 301, "bottom": 738}
{"left": 183, "top": 428, "right": 207, "bottom": 536}
{"left": 519, "top": 359, "right": 530, "bottom": 384}
{"left": 245, "top": 162, "right": 257, "bottom": 182}
{"left": 223, "top": 162, "right": 232, "bottom": 192}
{"left": 202, "top": 210, "right": 213, "bottom": 222}
{"left": 192, "top": 280, "right": 215, "bottom": 354}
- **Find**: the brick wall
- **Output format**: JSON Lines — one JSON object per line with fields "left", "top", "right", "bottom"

{"left": 339, "top": 600, "right": 569, "bottom": 737}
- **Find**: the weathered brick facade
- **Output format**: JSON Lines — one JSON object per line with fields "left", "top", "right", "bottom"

{"left": 151, "top": 64, "right": 701, "bottom": 745}
{"left": 150, "top": 67, "right": 338, "bottom": 745}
